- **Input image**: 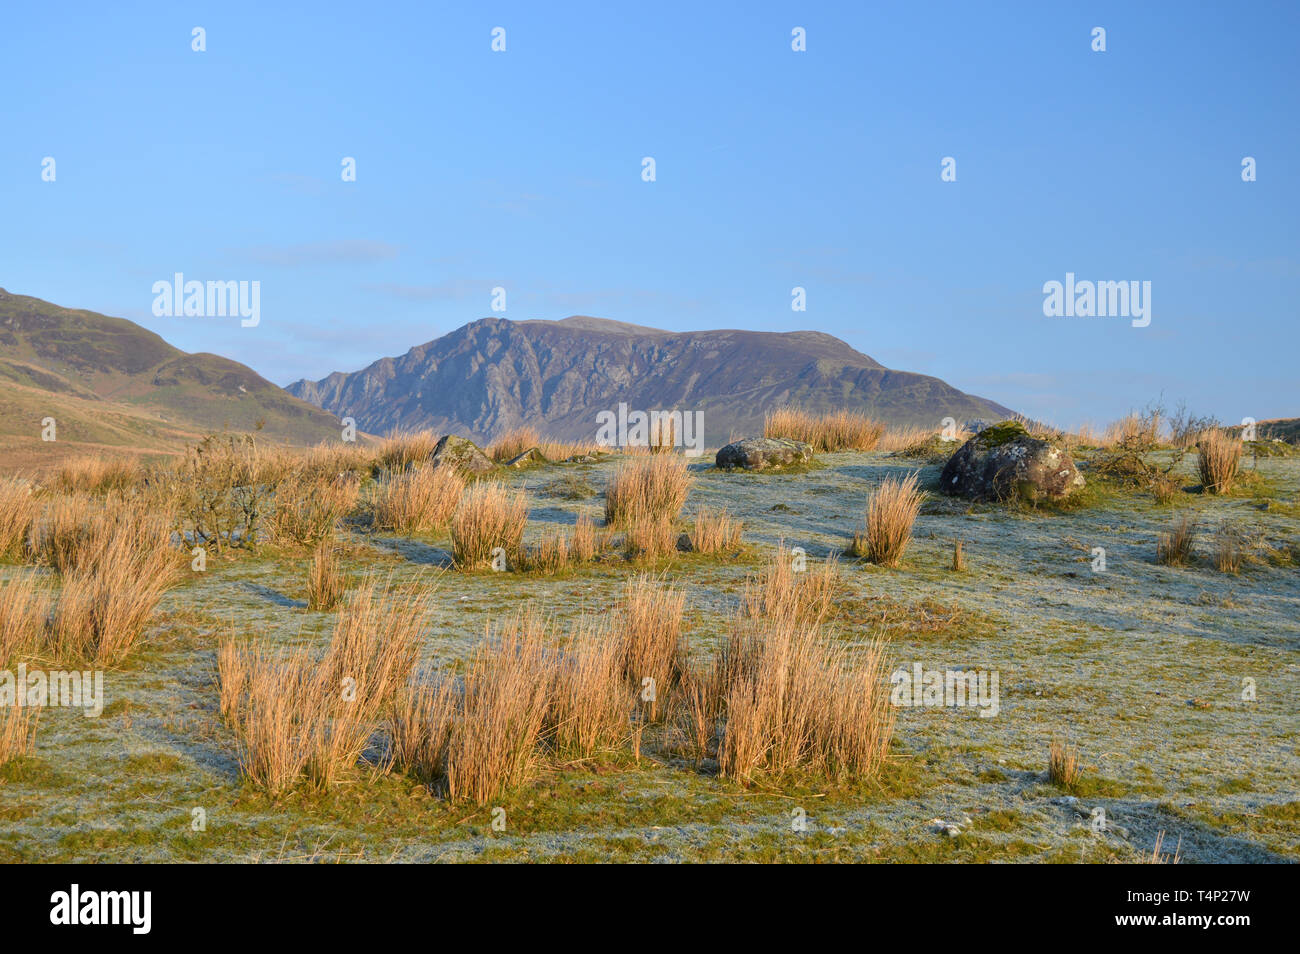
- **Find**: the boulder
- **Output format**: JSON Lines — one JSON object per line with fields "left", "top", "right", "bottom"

{"left": 716, "top": 437, "right": 814, "bottom": 471}
{"left": 430, "top": 434, "right": 496, "bottom": 476}
{"left": 505, "top": 447, "right": 547, "bottom": 468}
{"left": 939, "top": 421, "right": 1085, "bottom": 501}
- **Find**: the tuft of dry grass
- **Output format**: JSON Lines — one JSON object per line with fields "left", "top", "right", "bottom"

{"left": 743, "top": 543, "right": 839, "bottom": 626}
{"left": 687, "top": 506, "right": 742, "bottom": 554}
{"left": 52, "top": 455, "right": 142, "bottom": 496}
{"left": 0, "top": 703, "right": 40, "bottom": 767}
{"left": 620, "top": 503, "right": 679, "bottom": 563}
{"left": 269, "top": 472, "right": 359, "bottom": 547}
{"left": 764, "top": 407, "right": 885, "bottom": 452}
{"left": 1213, "top": 522, "right": 1244, "bottom": 574}
{"left": 450, "top": 482, "right": 528, "bottom": 570}
{"left": 0, "top": 478, "right": 37, "bottom": 562}
{"left": 1048, "top": 737, "right": 1081, "bottom": 790}
{"left": 221, "top": 577, "right": 432, "bottom": 793}
{"left": 547, "top": 619, "right": 630, "bottom": 759}
{"left": 1146, "top": 830, "right": 1183, "bottom": 864}
{"left": 487, "top": 426, "right": 541, "bottom": 463}
{"left": 518, "top": 527, "right": 572, "bottom": 574}
{"left": 1196, "top": 430, "right": 1243, "bottom": 494}
{"left": 41, "top": 502, "right": 181, "bottom": 666}
{"left": 569, "top": 513, "right": 601, "bottom": 563}
{"left": 444, "top": 611, "right": 554, "bottom": 803}
{"left": 617, "top": 575, "right": 686, "bottom": 719}
{"left": 717, "top": 616, "right": 893, "bottom": 785}
{"left": 372, "top": 464, "right": 465, "bottom": 533}
{"left": 375, "top": 430, "right": 441, "bottom": 472}
{"left": 951, "top": 539, "right": 966, "bottom": 572}
{"left": 1157, "top": 513, "right": 1197, "bottom": 567}
{"left": 307, "top": 540, "right": 346, "bottom": 610}
{"left": 851, "top": 473, "right": 925, "bottom": 568}
{"left": 676, "top": 661, "right": 723, "bottom": 765}
{"left": 0, "top": 573, "right": 53, "bottom": 667}
{"left": 603, "top": 454, "right": 692, "bottom": 528}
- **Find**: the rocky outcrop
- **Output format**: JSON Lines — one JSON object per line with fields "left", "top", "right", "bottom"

{"left": 287, "top": 316, "right": 1016, "bottom": 447}
{"left": 939, "top": 421, "right": 1085, "bottom": 501}
{"left": 430, "top": 434, "right": 496, "bottom": 476}
{"left": 716, "top": 437, "right": 814, "bottom": 471}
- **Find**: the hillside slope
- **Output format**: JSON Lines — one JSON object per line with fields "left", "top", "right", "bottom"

{"left": 0, "top": 288, "right": 344, "bottom": 465}
{"left": 288, "top": 315, "right": 1014, "bottom": 445}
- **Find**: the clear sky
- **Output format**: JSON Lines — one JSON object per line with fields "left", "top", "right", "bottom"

{"left": 4, "top": 1, "right": 1297, "bottom": 429}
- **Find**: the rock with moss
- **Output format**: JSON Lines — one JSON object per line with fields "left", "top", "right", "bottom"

{"left": 940, "top": 421, "right": 1085, "bottom": 501}
{"left": 430, "top": 434, "right": 496, "bottom": 476}
{"left": 716, "top": 437, "right": 813, "bottom": 471}
{"left": 505, "top": 446, "right": 547, "bottom": 468}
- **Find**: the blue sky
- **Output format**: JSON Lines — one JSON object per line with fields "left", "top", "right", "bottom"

{"left": 4, "top": 1, "right": 1297, "bottom": 429}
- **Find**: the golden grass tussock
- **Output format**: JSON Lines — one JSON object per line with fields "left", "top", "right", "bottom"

{"left": 450, "top": 481, "right": 528, "bottom": 570}
{"left": 603, "top": 454, "right": 692, "bottom": 528}
{"left": 375, "top": 430, "right": 441, "bottom": 473}
{"left": 268, "top": 471, "right": 360, "bottom": 546}
{"left": 687, "top": 506, "right": 742, "bottom": 554}
{"left": 717, "top": 615, "right": 893, "bottom": 785}
{"left": 52, "top": 455, "right": 142, "bottom": 496}
{"left": 0, "top": 702, "right": 40, "bottom": 767}
{"left": 546, "top": 619, "right": 630, "bottom": 760}
{"left": 620, "top": 503, "right": 679, "bottom": 563}
{"left": 616, "top": 575, "right": 686, "bottom": 718}
{"left": 1048, "top": 737, "right": 1082, "bottom": 790}
{"left": 0, "top": 573, "right": 53, "bottom": 667}
{"left": 307, "top": 540, "right": 346, "bottom": 610}
{"left": 1196, "top": 429, "right": 1243, "bottom": 494}
{"left": 742, "top": 543, "right": 839, "bottom": 626}
{"left": 764, "top": 407, "right": 885, "bottom": 452}
{"left": 851, "top": 473, "right": 925, "bottom": 567}
{"left": 372, "top": 464, "right": 465, "bottom": 533}
{"left": 1213, "top": 522, "right": 1244, "bottom": 574}
{"left": 487, "top": 426, "right": 541, "bottom": 463}
{"left": 1157, "top": 513, "right": 1197, "bottom": 567}
{"left": 0, "top": 477, "right": 37, "bottom": 562}
{"left": 220, "top": 576, "right": 432, "bottom": 794}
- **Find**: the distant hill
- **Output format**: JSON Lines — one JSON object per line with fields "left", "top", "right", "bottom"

{"left": 288, "top": 315, "right": 1015, "bottom": 446}
{"left": 0, "top": 288, "right": 344, "bottom": 466}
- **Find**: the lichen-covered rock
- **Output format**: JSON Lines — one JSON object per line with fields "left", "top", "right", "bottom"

{"left": 430, "top": 434, "right": 496, "bottom": 475}
{"left": 939, "top": 421, "right": 1085, "bottom": 501}
{"left": 505, "top": 447, "right": 547, "bottom": 468}
{"left": 716, "top": 437, "right": 814, "bottom": 471}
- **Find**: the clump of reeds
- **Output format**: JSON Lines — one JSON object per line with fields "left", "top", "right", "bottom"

{"left": 449, "top": 481, "right": 528, "bottom": 570}
{"left": 375, "top": 430, "right": 442, "bottom": 472}
{"left": 307, "top": 540, "right": 346, "bottom": 610}
{"left": 717, "top": 616, "right": 893, "bottom": 784}
{"left": 52, "top": 455, "right": 141, "bottom": 495}
{"left": 0, "top": 703, "right": 40, "bottom": 767}
{"left": 603, "top": 455, "right": 692, "bottom": 528}
{"left": 850, "top": 473, "right": 924, "bottom": 567}
{"left": 1196, "top": 430, "right": 1243, "bottom": 494}
{"left": 1157, "top": 513, "right": 1197, "bottom": 566}
{"left": 1213, "top": 521, "right": 1244, "bottom": 574}
{"left": 0, "top": 478, "right": 37, "bottom": 562}
{"left": 487, "top": 426, "right": 541, "bottom": 463}
{"left": 687, "top": 506, "right": 741, "bottom": 554}
{"left": 742, "top": 543, "right": 839, "bottom": 626}
{"left": 0, "top": 573, "right": 53, "bottom": 667}
{"left": 372, "top": 464, "right": 465, "bottom": 533}
{"left": 616, "top": 575, "right": 686, "bottom": 720}
{"left": 764, "top": 407, "right": 885, "bottom": 452}
{"left": 1048, "top": 737, "right": 1081, "bottom": 790}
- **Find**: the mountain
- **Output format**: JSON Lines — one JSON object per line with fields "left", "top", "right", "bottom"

{"left": 288, "top": 316, "right": 1014, "bottom": 446}
{"left": 0, "top": 288, "right": 344, "bottom": 465}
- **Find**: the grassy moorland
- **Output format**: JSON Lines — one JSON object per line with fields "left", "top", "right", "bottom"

{"left": 0, "top": 414, "right": 1296, "bottom": 863}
